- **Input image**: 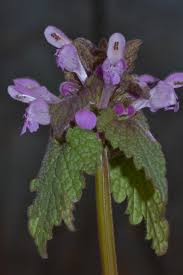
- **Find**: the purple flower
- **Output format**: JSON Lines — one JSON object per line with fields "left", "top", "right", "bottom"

{"left": 44, "top": 26, "right": 87, "bottom": 83}
{"left": 102, "top": 59, "right": 126, "bottom": 86}
{"left": 75, "top": 109, "right": 97, "bottom": 130}
{"left": 148, "top": 81, "right": 179, "bottom": 112}
{"left": 165, "top": 72, "right": 183, "bottom": 88}
{"left": 102, "top": 33, "right": 126, "bottom": 86}
{"left": 8, "top": 78, "right": 60, "bottom": 104}
{"left": 8, "top": 78, "right": 60, "bottom": 134}
{"left": 113, "top": 103, "right": 135, "bottom": 116}
{"left": 132, "top": 73, "right": 183, "bottom": 112}
{"left": 56, "top": 44, "right": 87, "bottom": 83}
{"left": 21, "top": 99, "right": 50, "bottom": 135}
{"left": 59, "top": 81, "right": 80, "bottom": 96}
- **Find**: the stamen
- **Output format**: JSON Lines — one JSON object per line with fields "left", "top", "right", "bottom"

{"left": 113, "top": 41, "right": 119, "bottom": 50}
{"left": 51, "top": 33, "right": 61, "bottom": 41}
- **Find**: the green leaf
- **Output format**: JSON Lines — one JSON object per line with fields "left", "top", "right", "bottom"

{"left": 110, "top": 156, "right": 169, "bottom": 256}
{"left": 28, "top": 127, "right": 103, "bottom": 258}
{"left": 97, "top": 109, "right": 167, "bottom": 202}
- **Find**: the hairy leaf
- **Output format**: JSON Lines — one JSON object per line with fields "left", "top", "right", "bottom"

{"left": 110, "top": 156, "right": 169, "bottom": 256}
{"left": 28, "top": 127, "right": 103, "bottom": 257}
{"left": 97, "top": 109, "right": 167, "bottom": 201}
{"left": 125, "top": 39, "right": 142, "bottom": 73}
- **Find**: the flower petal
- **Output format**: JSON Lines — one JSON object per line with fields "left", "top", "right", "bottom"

{"left": 138, "top": 74, "right": 157, "bottom": 84}
{"left": 29, "top": 86, "right": 61, "bottom": 104}
{"left": 75, "top": 109, "right": 97, "bottom": 130}
{"left": 107, "top": 33, "right": 126, "bottom": 65}
{"left": 21, "top": 115, "right": 39, "bottom": 135}
{"left": 8, "top": 78, "right": 60, "bottom": 104}
{"left": 44, "top": 26, "right": 71, "bottom": 48}
{"left": 102, "top": 58, "right": 125, "bottom": 85}
{"left": 56, "top": 44, "right": 87, "bottom": 83}
{"left": 28, "top": 99, "right": 51, "bottom": 125}
{"left": 113, "top": 103, "right": 125, "bottom": 115}
{"left": 149, "top": 81, "right": 178, "bottom": 112}
{"left": 59, "top": 81, "right": 80, "bottom": 96}
{"left": 13, "top": 78, "right": 40, "bottom": 88}
{"left": 8, "top": 85, "right": 35, "bottom": 103}
{"left": 165, "top": 72, "right": 183, "bottom": 88}
{"left": 21, "top": 99, "right": 51, "bottom": 135}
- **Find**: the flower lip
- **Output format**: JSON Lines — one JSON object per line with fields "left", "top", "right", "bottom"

{"left": 107, "top": 33, "right": 126, "bottom": 65}
{"left": 102, "top": 58, "right": 125, "bottom": 85}
{"left": 21, "top": 98, "right": 50, "bottom": 135}
{"left": 44, "top": 26, "right": 71, "bottom": 48}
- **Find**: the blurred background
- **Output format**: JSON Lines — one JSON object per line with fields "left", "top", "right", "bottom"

{"left": 1, "top": 0, "right": 183, "bottom": 274}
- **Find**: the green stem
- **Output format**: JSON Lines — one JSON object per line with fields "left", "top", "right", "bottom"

{"left": 95, "top": 147, "right": 119, "bottom": 275}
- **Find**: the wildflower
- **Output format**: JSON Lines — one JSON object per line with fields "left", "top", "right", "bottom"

{"left": 8, "top": 78, "right": 60, "bottom": 134}
{"left": 132, "top": 73, "right": 183, "bottom": 112}
{"left": 44, "top": 26, "right": 87, "bottom": 83}
{"left": 99, "top": 33, "right": 126, "bottom": 109}
{"left": 102, "top": 33, "right": 126, "bottom": 86}
{"left": 21, "top": 99, "right": 51, "bottom": 135}
{"left": 75, "top": 109, "right": 97, "bottom": 130}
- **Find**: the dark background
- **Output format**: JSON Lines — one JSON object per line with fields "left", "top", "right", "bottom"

{"left": 1, "top": 0, "right": 183, "bottom": 274}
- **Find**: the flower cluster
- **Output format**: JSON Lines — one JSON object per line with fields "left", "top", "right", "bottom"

{"left": 8, "top": 26, "right": 183, "bottom": 134}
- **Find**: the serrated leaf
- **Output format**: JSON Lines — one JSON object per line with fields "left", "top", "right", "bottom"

{"left": 97, "top": 109, "right": 167, "bottom": 202}
{"left": 125, "top": 39, "right": 142, "bottom": 73}
{"left": 110, "top": 156, "right": 169, "bottom": 255}
{"left": 28, "top": 127, "right": 103, "bottom": 258}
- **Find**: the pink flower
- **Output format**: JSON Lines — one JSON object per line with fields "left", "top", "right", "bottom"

{"left": 132, "top": 72, "right": 183, "bottom": 113}
{"left": 8, "top": 78, "right": 60, "bottom": 134}
{"left": 102, "top": 33, "right": 126, "bottom": 86}
{"left": 44, "top": 26, "right": 87, "bottom": 83}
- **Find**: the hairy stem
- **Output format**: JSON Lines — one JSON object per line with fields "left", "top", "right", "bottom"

{"left": 95, "top": 147, "right": 119, "bottom": 275}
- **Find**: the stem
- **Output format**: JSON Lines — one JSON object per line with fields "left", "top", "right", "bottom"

{"left": 95, "top": 148, "right": 119, "bottom": 275}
